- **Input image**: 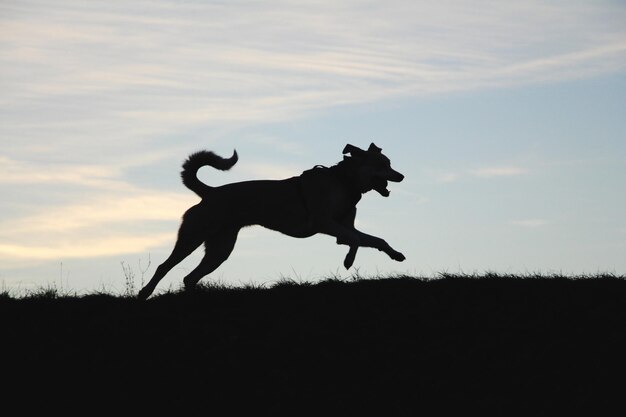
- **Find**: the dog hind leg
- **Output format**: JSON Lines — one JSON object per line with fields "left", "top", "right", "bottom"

{"left": 137, "top": 226, "right": 204, "bottom": 300}
{"left": 183, "top": 228, "right": 239, "bottom": 290}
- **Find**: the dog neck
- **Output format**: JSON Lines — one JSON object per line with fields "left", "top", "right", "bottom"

{"left": 328, "top": 159, "right": 364, "bottom": 203}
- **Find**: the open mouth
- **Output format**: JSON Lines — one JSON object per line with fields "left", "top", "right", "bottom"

{"left": 373, "top": 178, "right": 390, "bottom": 197}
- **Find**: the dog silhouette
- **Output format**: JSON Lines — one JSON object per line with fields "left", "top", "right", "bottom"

{"left": 138, "top": 143, "right": 405, "bottom": 299}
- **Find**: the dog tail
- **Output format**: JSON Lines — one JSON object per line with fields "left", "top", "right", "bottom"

{"left": 181, "top": 150, "right": 238, "bottom": 197}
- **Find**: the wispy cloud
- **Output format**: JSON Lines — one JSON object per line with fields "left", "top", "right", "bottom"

{"left": 1, "top": 192, "right": 193, "bottom": 234}
{"left": 246, "top": 135, "right": 306, "bottom": 156}
{"left": 470, "top": 166, "right": 528, "bottom": 178}
{"left": 239, "top": 163, "right": 302, "bottom": 180}
{"left": 0, "top": 156, "right": 126, "bottom": 189}
{"left": 0, "top": 233, "right": 174, "bottom": 261}
{"left": 512, "top": 219, "right": 549, "bottom": 228}
{"left": 0, "top": 0, "right": 624, "bottom": 271}
{"left": 430, "top": 165, "right": 529, "bottom": 182}
{"left": 0, "top": 185, "right": 195, "bottom": 264}
{"left": 434, "top": 172, "right": 462, "bottom": 183}
{"left": 2, "top": 1, "right": 625, "bottom": 157}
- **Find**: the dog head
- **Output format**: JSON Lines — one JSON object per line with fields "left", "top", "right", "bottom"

{"left": 342, "top": 143, "right": 404, "bottom": 197}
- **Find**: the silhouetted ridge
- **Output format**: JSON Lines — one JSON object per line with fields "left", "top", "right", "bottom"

{"left": 2, "top": 275, "right": 625, "bottom": 415}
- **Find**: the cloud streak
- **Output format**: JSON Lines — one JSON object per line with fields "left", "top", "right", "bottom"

{"left": 511, "top": 219, "right": 549, "bottom": 228}
{"left": 0, "top": 233, "right": 174, "bottom": 261}
{"left": 2, "top": 1, "right": 625, "bottom": 144}
{"left": 0, "top": 156, "right": 126, "bottom": 189}
{"left": 0, "top": 189, "right": 194, "bottom": 263}
{"left": 1, "top": 0, "right": 624, "bottom": 270}
{"left": 430, "top": 165, "right": 529, "bottom": 182}
{"left": 470, "top": 167, "right": 529, "bottom": 178}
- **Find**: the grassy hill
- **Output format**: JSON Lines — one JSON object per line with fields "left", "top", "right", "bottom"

{"left": 2, "top": 273, "right": 625, "bottom": 415}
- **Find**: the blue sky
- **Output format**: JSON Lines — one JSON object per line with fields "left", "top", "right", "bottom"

{"left": 1, "top": 0, "right": 625, "bottom": 294}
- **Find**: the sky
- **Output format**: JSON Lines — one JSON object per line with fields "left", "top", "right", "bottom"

{"left": 1, "top": 0, "right": 625, "bottom": 295}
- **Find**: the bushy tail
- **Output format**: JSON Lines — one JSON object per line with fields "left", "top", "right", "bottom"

{"left": 181, "top": 150, "right": 238, "bottom": 197}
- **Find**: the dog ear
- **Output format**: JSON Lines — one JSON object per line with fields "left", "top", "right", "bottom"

{"left": 343, "top": 144, "right": 365, "bottom": 156}
{"left": 368, "top": 143, "right": 382, "bottom": 153}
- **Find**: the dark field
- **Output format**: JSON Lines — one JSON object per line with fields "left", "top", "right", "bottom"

{"left": 2, "top": 274, "right": 625, "bottom": 415}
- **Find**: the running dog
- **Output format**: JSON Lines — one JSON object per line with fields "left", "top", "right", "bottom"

{"left": 138, "top": 143, "right": 405, "bottom": 299}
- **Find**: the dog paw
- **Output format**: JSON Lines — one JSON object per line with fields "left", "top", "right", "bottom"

{"left": 390, "top": 251, "right": 406, "bottom": 262}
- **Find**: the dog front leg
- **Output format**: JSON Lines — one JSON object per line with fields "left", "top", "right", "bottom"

{"left": 344, "top": 246, "right": 358, "bottom": 269}
{"left": 318, "top": 221, "right": 361, "bottom": 251}
{"left": 354, "top": 230, "right": 405, "bottom": 262}
{"left": 339, "top": 208, "right": 359, "bottom": 269}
